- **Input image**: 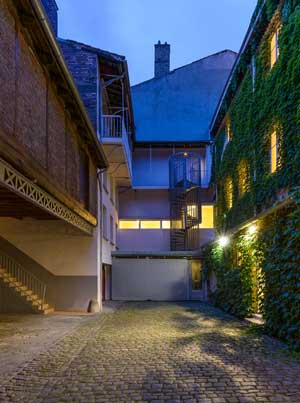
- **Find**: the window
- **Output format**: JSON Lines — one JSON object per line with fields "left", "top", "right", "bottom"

{"left": 270, "top": 131, "right": 278, "bottom": 173}
{"left": 270, "top": 29, "right": 279, "bottom": 69}
{"left": 119, "top": 220, "right": 139, "bottom": 229}
{"left": 238, "top": 160, "right": 249, "bottom": 197}
{"left": 110, "top": 215, "right": 114, "bottom": 243}
{"left": 251, "top": 55, "right": 256, "bottom": 91}
{"left": 162, "top": 220, "right": 171, "bottom": 229}
{"left": 140, "top": 220, "right": 161, "bottom": 229}
{"left": 102, "top": 205, "right": 108, "bottom": 239}
{"left": 79, "top": 148, "right": 89, "bottom": 209}
{"left": 199, "top": 205, "right": 214, "bottom": 229}
{"left": 187, "top": 205, "right": 199, "bottom": 219}
{"left": 110, "top": 175, "right": 115, "bottom": 204}
{"left": 225, "top": 177, "right": 233, "bottom": 210}
{"left": 226, "top": 119, "right": 232, "bottom": 142}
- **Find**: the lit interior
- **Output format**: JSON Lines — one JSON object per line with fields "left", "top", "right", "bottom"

{"left": 119, "top": 220, "right": 140, "bottom": 229}
{"left": 225, "top": 177, "right": 233, "bottom": 209}
{"left": 271, "top": 31, "right": 278, "bottom": 69}
{"left": 271, "top": 131, "right": 278, "bottom": 173}
{"left": 140, "top": 220, "right": 161, "bottom": 229}
{"left": 238, "top": 160, "right": 248, "bottom": 196}
{"left": 162, "top": 220, "right": 171, "bottom": 229}
{"left": 199, "top": 205, "right": 214, "bottom": 229}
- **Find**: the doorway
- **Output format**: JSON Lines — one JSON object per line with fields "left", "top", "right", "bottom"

{"left": 190, "top": 260, "right": 203, "bottom": 300}
{"left": 102, "top": 264, "right": 112, "bottom": 301}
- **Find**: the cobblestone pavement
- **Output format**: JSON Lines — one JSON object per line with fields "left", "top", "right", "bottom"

{"left": 1, "top": 302, "right": 300, "bottom": 403}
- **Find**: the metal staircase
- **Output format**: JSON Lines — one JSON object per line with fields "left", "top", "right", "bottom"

{"left": 0, "top": 252, "right": 54, "bottom": 314}
{"left": 169, "top": 153, "right": 202, "bottom": 251}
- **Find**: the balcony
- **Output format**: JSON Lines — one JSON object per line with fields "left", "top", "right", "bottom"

{"left": 99, "top": 115, "right": 133, "bottom": 185}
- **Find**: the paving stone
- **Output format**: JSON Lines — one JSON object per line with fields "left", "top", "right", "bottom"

{"left": 0, "top": 302, "right": 300, "bottom": 402}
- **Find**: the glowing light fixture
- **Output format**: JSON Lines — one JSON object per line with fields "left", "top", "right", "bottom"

{"left": 218, "top": 236, "right": 229, "bottom": 247}
{"left": 183, "top": 152, "right": 188, "bottom": 156}
{"left": 248, "top": 224, "right": 257, "bottom": 235}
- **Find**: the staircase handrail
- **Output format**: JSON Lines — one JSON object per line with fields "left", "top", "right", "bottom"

{"left": 0, "top": 250, "right": 46, "bottom": 309}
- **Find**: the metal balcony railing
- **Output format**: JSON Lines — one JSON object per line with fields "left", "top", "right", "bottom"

{"left": 101, "top": 115, "right": 133, "bottom": 179}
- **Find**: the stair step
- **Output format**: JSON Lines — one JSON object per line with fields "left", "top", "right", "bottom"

{"left": 0, "top": 261, "right": 54, "bottom": 315}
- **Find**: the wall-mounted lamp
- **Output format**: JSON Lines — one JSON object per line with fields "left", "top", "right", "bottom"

{"left": 248, "top": 224, "right": 258, "bottom": 236}
{"left": 218, "top": 235, "right": 229, "bottom": 247}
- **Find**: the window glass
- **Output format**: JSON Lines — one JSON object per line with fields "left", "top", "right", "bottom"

{"left": 110, "top": 215, "right": 114, "bottom": 242}
{"left": 238, "top": 160, "right": 249, "bottom": 197}
{"left": 271, "top": 131, "right": 278, "bottom": 173}
{"left": 162, "top": 220, "right": 171, "bottom": 229}
{"left": 225, "top": 177, "right": 233, "bottom": 210}
{"left": 119, "top": 220, "right": 140, "bottom": 229}
{"left": 140, "top": 221, "right": 161, "bottom": 229}
{"left": 103, "top": 205, "right": 108, "bottom": 238}
{"left": 271, "top": 30, "right": 279, "bottom": 69}
{"left": 199, "top": 206, "right": 214, "bottom": 229}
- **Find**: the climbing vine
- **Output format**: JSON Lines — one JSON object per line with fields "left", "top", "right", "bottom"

{"left": 208, "top": 0, "right": 300, "bottom": 350}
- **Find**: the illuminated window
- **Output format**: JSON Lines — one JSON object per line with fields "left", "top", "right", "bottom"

{"left": 271, "top": 29, "right": 279, "bottom": 69}
{"left": 226, "top": 119, "right": 232, "bottom": 142}
{"left": 171, "top": 220, "right": 183, "bottom": 229}
{"left": 270, "top": 131, "right": 278, "bottom": 173}
{"left": 140, "top": 221, "right": 161, "bottom": 229}
{"left": 238, "top": 160, "right": 249, "bottom": 197}
{"left": 162, "top": 220, "right": 171, "bottom": 229}
{"left": 225, "top": 177, "right": 233, "bottom": 210}
{"left": 187, "top": 205, "right": 199, "bottom": 219}
{"left": 199, "top": 205, "right": 214, "bottom": 229}
{"left": 119, "top": 220, "right": 140, "bottom": 229}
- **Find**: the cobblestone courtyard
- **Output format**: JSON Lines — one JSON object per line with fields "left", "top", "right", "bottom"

{"left": 0, "top": 302, "right": 300, "bottom": 403}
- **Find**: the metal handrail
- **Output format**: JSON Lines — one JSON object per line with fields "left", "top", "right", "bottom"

{"left": 0, "top": 251, "right": 46, "bottom": 309}
{"left": 102, "top": 115, "right": 122, "bottom": 138}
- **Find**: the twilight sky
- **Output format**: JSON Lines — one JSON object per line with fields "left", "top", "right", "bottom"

{"left": 56, "top": 0, "right": 257, "bottom": 85}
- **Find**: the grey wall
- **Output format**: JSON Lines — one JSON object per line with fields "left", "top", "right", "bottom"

{"left": 132, "top": 50, "right": 236, "bottom": 142}
{"left": 132, "top": 147, "right": 206, "bottom": 188}
{"left": 119, "top": 189, "right": 170, "bottom": 218}
{"left": 112, "top": 257, "right": 190, "bottom": 301}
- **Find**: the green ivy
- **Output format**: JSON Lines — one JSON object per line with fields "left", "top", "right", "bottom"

{"left": 209, "top": 1, "right": 300, "bottom": 351}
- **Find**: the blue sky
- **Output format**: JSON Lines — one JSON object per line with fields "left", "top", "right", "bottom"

{"left": 56, "top": 0, "right": 257, "bottom": 85}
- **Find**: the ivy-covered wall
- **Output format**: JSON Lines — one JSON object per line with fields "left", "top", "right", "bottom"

{"left": 208, "top": 0, "right": 300, "bottom": 350}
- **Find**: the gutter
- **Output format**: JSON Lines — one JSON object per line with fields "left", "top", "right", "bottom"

{"left": 29, "top": 0, "right": 108, "bottom": 169}
{"left": 209, "top": 0, "right": 267, "bottom": 137}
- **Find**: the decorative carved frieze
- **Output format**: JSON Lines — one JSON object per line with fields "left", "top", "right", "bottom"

{"left": 0, "top": 158, "right": 94, "bottom": 235}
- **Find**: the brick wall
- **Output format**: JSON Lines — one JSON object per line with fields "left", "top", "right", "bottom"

{"left": 59, "top": 40, "right": 99, "bottom": 133}
{"left": 0, "top": 1, "right": 97, "bottom": 217}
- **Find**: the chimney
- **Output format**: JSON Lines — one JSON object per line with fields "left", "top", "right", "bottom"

{"left": 41, "top": 0, "right": 58, "bottom": 37}
{"left": 154, "top": 41, "right": 170, "bottom": 78}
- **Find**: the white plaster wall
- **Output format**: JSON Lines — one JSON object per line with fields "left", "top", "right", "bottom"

{"left": 101, "top": 173, "right": 118, "bottom": 265}
{"left": 0, "top": 218, "right": 98, "bottom": 276}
